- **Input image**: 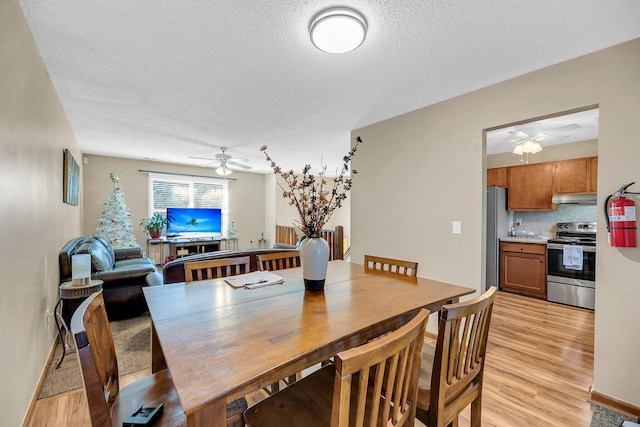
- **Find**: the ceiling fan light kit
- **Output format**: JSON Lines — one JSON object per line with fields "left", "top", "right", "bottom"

{"left": 215, "top": 165, "right": 232, "bottom": 176}
{"left": 309, "top": 7, "right": 367, "bottom": 54}
{"left": 512, "top": 138, "right": 543, "bottom": 163}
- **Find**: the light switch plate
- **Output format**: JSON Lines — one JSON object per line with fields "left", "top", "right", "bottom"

{"left": 452, "top": 221, "right": 462, "bottom": 234}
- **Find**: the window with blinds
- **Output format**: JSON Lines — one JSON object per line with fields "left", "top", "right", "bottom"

{"left": 148, "top": 173, "right": 228, "bottom": 221}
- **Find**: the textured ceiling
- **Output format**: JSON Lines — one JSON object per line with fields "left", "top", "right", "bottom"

{"left": 486, "top": 108, "right": 600, "bottom": 155}
{"left": 18, "top": 0, "right": 640, "bottom": 175}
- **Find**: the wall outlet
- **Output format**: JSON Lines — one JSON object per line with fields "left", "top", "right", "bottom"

{"left": 452, "top": 221, "right": 462, "bottom": 234}
{"left": 515, "top": 218, "right": 522, "bottom": 226}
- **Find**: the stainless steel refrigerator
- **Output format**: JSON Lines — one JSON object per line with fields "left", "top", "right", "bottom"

{"left": 486, "top": 186, "right": 509, "bottom": 290}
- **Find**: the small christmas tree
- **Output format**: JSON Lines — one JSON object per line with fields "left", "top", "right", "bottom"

{"left": 94, "top": 172, "right": 140, "bottom": 249}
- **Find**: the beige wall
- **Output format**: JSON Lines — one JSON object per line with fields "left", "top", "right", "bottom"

{"left": 4, "top": 0, "right": 637, "bottom": 419}
{"left": 487, "top": 138, "right": 598, "bottom": 168}
{"left": 1, "top": 1, "right": 83, "bottom": 425}
{"left": 82, "top": 155, "right": 267, "bottom": 255}
{"left": 273, "top": 174, "right": 351, "bottom": 249}
{"left": 353, "top": 39, "right": 640, "bottom": 406}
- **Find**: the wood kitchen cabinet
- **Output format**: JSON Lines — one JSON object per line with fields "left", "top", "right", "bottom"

{"left": 507, "top": 163, "right": 555, "bottom": 210}
{"left": 487, "top": 156, "right": 598, "bottom": 210}
{"left": 588, "top": 157, "right": 598, "bottom": 192}
{"left": 487, "top": 167, "right": 508, "bottom": 188}
{"left": 553, "top": 157, "right": 598, "bottom": 194}
{"left": 500, "top": 241, "right": 547, "bottom": 299}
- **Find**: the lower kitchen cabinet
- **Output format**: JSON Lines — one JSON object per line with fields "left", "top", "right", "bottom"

{"left": 500, "top": 241, "right": 547, "bottom": 299}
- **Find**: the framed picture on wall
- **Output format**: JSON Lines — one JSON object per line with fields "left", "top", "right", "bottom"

{"left": 63, "top": 148, "right": 79, "bottom": 206}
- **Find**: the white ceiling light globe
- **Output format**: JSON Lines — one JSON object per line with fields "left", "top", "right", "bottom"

{"left": 310, "top": 7, "right": 367, "bottom": 54}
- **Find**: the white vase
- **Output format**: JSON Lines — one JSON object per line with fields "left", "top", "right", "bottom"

{"left": 299, "top": 237, "right": 329, "bottom": 291}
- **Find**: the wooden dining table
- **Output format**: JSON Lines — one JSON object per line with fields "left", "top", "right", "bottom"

{"left": 143, "top": 260, "right": 475, "bottom": 426}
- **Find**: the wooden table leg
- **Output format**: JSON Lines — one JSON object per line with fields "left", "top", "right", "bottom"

{"left": 150, "top": 322, "right": 166, "bottom": 373}
{"left": 187, "top": 398, "right": 227, "bottom": 427}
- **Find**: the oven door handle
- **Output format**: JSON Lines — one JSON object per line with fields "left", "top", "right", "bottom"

{"left": 547, "top": 243, "right": 596, "bottom": 253}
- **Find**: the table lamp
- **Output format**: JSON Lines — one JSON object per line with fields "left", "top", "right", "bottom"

{"left": 72, "top": 254, "right": 92, "bottom": 285}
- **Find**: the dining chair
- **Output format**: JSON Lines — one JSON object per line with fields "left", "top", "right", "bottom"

{"left": 184, "top": 256, "right": 251, "bottom": 282}
{"left": 243, "top": 308, "right": 430, "bottom": 427}
{"left": 257, "top": 251, "right": 301, "bottom": 271}
{"left": 416, "top": 286, "right": 497, "bottom": 427}
{"left": 364, "top": 254, "right": 419, "bottom": 277}
{"left": 71, "top": 291, "right": 247, "bottom": 427}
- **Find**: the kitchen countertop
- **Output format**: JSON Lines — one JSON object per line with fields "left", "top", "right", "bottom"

{"left": 500, "top": 237, "right": 549, "bottom": 244}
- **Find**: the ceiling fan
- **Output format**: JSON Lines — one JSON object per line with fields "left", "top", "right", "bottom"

{"left": 189, "top": 147, "right": 252, "bottom": 176}
{"left": 505, "top": 122, "right": 580, "bottom": 145}
{"left": 503, "top": 122, "right": 580, "bottom": 163}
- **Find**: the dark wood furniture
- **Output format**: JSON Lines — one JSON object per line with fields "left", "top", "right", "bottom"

{"left": 71, "top": 291, "right": 246, "bottom": 427}
{"left": 169, "top": 237, "right": 222, "bottom": 259}
{"left": 244, "top": 309, "right": 430, "bottom": 426}
{"left": 257, "top": 251, "right": 301, "bottom": 271}
{"left": 364, "top": 255, "right": 419, "bottom": 277}
{"left": 416, "top": 287, "right": 496, "bottom": 427}
{"left": 184, "top": 256, "right": 251, "bottom": 283}
{"left": 143, "top": 260, "right": 475, "bottom": 426}
{"left": 500, "top": 241, "right": 547, "bottom": 299}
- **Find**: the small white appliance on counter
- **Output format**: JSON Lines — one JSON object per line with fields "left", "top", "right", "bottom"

{"left": 547, "top": 222, "right": 596, "bottom": 310}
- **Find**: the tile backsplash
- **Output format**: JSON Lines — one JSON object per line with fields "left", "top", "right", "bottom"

{"left": 513, "top": 205, "right": 598, "bottom": 238}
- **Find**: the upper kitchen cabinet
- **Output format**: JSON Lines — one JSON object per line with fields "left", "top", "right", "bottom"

{"left": 553, "top": 156, "right": 598, "bottom": 194}
{"left": 588, "top": 157, "right": 598, "bottom": 193}
{"left": 507, "top": 162, "right": 555, "bottom": 210}
{"left": 487, "top": 167, "right": 508, "bottom": 188}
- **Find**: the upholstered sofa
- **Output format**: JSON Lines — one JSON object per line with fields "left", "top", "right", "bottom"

{"left": 59, "top": 236, "right": 163, "bottom": 319}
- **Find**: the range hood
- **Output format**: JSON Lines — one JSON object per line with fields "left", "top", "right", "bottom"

{"left": 552, "top": 194, "right": 598, "bottom": 205}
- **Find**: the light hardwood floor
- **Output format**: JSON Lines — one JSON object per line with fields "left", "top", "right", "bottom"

{"left": 24, "top": 291, "right": 595, "bottom": 427}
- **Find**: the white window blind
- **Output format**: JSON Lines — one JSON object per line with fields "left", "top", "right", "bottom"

{"left": 148, "top": 173, "right": 228, "bottom": 230}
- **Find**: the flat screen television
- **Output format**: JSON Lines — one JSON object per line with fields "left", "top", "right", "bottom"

{"left": 166, "top": 207, "right": 222, "bottom": 236}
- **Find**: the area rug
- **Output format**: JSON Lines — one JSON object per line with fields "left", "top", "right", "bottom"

{"left": 591, "top": 404, "right": 638, "bottom": 427}
{"left": 37, "top": 314, "right": 151, "bottom": 399}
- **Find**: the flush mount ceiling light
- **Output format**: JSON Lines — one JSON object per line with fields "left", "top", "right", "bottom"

{"left": 309, "top": 7, "right": 367, "bottom": 54}
{"left": 512, "top": 139, "right": 543, "bottom": 163}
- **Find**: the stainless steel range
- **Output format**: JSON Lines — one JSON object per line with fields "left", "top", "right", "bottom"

{"left": 547, "top": 222, "right": 596, "bottom": 310}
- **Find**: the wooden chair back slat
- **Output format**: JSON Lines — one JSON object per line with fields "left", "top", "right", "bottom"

{"left": 257, "top": 251, "right": 301, "bottom": 271}
{"left": 334, "top": 308, "right": 430, "bottom": 426}
{"left": 71, "top": 292, "right": 120, "bottom": 424}
{"left": 72, "top": 292, "right": 247, "bottom": 427}
{"left": 364, "top": 255, "right": 419, "bottom": 277}
{"left": 418, "top": 287, "right": 496, "bottom": 427}
{"left": 184, "top": 256, "right": 251, "bottom": 283}
{"left": 244, "top": 309, "right": 429, "bottom": 427}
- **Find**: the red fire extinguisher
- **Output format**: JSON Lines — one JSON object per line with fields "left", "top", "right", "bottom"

{"left": 605, "top": 182, "right": 638, "bottom": 247}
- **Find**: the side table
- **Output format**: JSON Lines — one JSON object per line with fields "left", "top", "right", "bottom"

{"left": 54, "top": 280, "right": 103, "bottom": 368}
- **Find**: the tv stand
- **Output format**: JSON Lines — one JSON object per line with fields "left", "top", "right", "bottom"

{"left": 168, "top": 237, "right": 224, "bottom": 259}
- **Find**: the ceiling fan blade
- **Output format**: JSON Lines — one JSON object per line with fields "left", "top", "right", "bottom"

{"left": 227, "top": 160, "right": 251, "bottom": 169}
{"left": 228, "top": 157, "right": 249, "bottom": 163}
{"left": 545, "top": 123, "right": 580, "bottom": 133}
{"left": 507, "top": 130, "right": 530, "bottom": 139}
{"left": 188, "top": 156, "right": 217, "bottom": 161}
{"left": 540, "top": 134, "right": 571, "bottom": 143}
